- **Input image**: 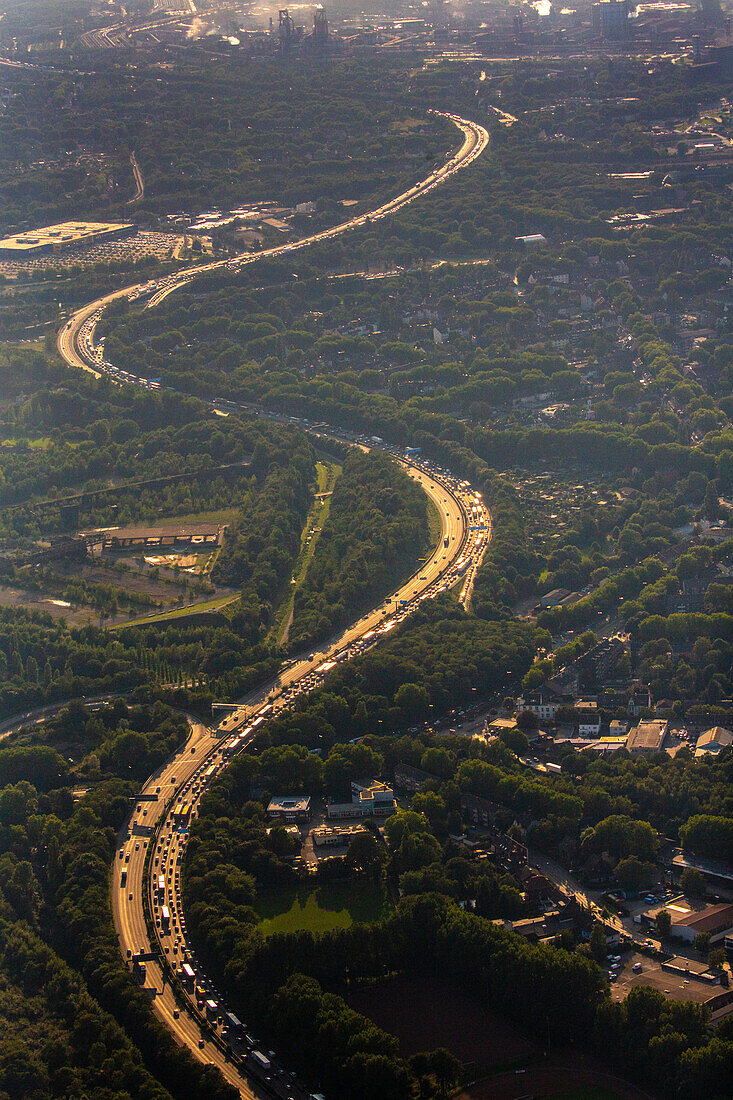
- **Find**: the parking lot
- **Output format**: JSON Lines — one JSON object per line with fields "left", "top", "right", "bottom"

{"left": 611, "top": 951, "right": 721, "bottom": 1005}
{"left": 0, "top": 230, "right": 181, "bottom": 276}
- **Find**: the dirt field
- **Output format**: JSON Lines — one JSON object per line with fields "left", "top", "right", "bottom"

{"left": 349, "top": 976, "right": 538, "bottom": 1072}
{"left": 456, "top": 1062, "right": 653, "bottom": 1100}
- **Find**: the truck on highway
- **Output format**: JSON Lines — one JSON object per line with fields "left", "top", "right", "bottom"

{"left": 205, "top": 999, "right": 218, "bottom": 1020}
{"left": 120, "top": 869, "right": 127, "bottom": 886}
{"left": 181, "top": 963, "right": 195, "bottom": 990}
{"left": 161, "top": 905, "right": 170, "bottom": 930}
{"left": 157, "top": 874, "right": 165, "bottom": 896}
{"left": 224, "top": 1011, "right": 243, "bottom": 1035}
{"left": 251, "top": 1050, "right": 271, "bottom": 1072}
{"left": 444, "top": 536, "right": 450, "bottom": 547}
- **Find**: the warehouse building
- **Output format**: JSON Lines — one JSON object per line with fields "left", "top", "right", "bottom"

{"left": 670, "top": 902, "right": 733, "bottom": 946}
{"left": 0, "top": 220, "right": 137, "bottom": 258}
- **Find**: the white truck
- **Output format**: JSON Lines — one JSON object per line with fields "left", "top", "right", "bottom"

{"left": 251, "top": 1050, "right": 271, "bottom": 1072}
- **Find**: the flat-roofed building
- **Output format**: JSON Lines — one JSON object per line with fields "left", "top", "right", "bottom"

{"left": 266, "top": 795, "right": 311, "bottom": 823}
{"left": 313, "top": 823, "right": 366, "bottom": 848}
{"left": 0, "top": 220, "right": 137, "bottom": 257}
{"left": 627, "top": 718, "right": 668, "bottom": 754}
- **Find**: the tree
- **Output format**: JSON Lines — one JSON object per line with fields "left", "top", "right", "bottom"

{"left": 709, "top": 947, "right": 725, "bottom": 969}
{"left": 430, "top": 1048, "right": 461, "bottom": 1098}
{"left": 656, "top": 908, "right": 672, "bottom": 939}
{"left": 590, "top": 924, "right": 608, "bottom": 964}
{"left": 694, "top": 932, "right": 711, "bottom": 956}
{"left": 516, "top": 709, "right": 539, "bottom": 732}
{"left": 395, "top": 682, "right": 430, "bottom": 721}
{"left": 346, "top": 831, "right": 386, "bottom": 881}
{"left": 680, "top": 867, "right": 707, "bottom": 898}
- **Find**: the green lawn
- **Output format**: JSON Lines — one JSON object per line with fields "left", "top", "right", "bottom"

{"left": 114, "top": 591, "right": 240, "bottom": 628}
{"left": 256, "top": 882, "right": 391, "bottom": 937}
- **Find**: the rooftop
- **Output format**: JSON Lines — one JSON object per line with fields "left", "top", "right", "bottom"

{"left": 267, "top": 795, "right": 311, "bottom": 813}
{"left": 627, "top": 718, "right": 668, "bottom": 752}
{"left": 671, "top": 903, "right": 733, "bottom": 934}
{"left": 695, "top": 726, "right": 732, "bottom": 756}
{"left": 0, "top": 220, "right": 136, "bottom": 252}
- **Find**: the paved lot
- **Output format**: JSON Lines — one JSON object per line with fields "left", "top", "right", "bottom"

{"left": 0, "top": 231, "right": 181, "bottom": 275}
{"left": 611, "top": 951, "right": 719, "bottom": 1005}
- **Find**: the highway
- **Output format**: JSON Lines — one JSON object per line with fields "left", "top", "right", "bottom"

{"left": 55, "top": 110, "right": 492, "bottom": 1095}
{"left": 111, "top": 452, "right": 491, "bottom": 1099}
{"left": 57, "top": 112, "right": 489, "bottom": 379}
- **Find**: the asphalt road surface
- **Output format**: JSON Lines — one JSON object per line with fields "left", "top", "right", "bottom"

{"left": 57, "top": 113, "right": 489, "bottom": 380}
{"left": 111, "top": 453, "right": 491, "bottom": 1098}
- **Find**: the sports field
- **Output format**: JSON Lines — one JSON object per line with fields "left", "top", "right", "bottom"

{"left": 255, "top": 882, "right": 391, "bottom": 936}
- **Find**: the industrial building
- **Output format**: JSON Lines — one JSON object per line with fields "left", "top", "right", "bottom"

{"left": 89, "top": 523, "right": 226, "bottom": 551}
{"left": 0, "top": 221, "right": 137, "bottom": 258}
{"left": 669, "top": 902, "right": 733, "bottom": 945}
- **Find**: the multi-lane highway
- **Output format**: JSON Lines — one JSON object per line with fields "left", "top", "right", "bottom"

{"left": 111, "top": 452, "right": 491, "bottom": 1099}
{"left": 57, "top": 112, "right": 488, "bottom": 379}
{"left": 56, "top": 111, "right": 492, "bottom": 1095}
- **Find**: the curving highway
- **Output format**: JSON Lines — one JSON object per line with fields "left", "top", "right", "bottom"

{"left": 111, "top": 451, "right": 490, "bottom": 1099}
{"left": 57, "top": 112, "right": 488, "bottom": 379}
{"left": 54, "top": 110, "right": 492, "bottom": 1096}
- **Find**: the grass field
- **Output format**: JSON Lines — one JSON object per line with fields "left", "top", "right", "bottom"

{"left": 115, "top": 591, "right": 240, "bottom": 628}
{"left": 256, "top": 882, "right": 391, "bottom": 937}
{"left": 268, "top": 458, "right": 341, "bottom": 646}
{"left": 349, "top": 975, "right": 538, "bottom": 1072}
{"left": 457, "top": 1066, "right": 651, "bottom": 1100}
{"left": 426, "top": 497, "right": 443, "bottom": 550}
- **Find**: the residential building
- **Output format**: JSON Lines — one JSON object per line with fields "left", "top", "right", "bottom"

{"left": 393, "top": 763, "right": 436, "bottom": 792}
{"left": 574, "top": 699, "right": 601, "bottom": 736}
{"left": 520, "top": 684, "right": 565, "bottom": 721}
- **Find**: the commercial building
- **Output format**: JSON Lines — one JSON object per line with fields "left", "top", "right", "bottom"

{"left": 312, "top": 823, "right": 366, "bottom": 848}
{"left": 91, "top": 523, "right": 226, "bottom": 551}
{"left": 592, "top": 0, "right": 629, "bottom": 37}
{"left": 670, "top": 902, "right": 733, "bottom": 946}
{"left": 0, "top": 220, "right": 137, "bottom": 258}
{"left": 326, "top": 779, "right": 396, "bottom": 820}
{"left": 515, "top": 233, "right": 547, "bottom": 248}
{"left": 266, "top": 795, "right": 311, "bottom": 823}
{"left": 627, "top": 718, "right": 668, "bottom": 754}
{"left": 695, "top": 726, "right": 733, "bottom": 758}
